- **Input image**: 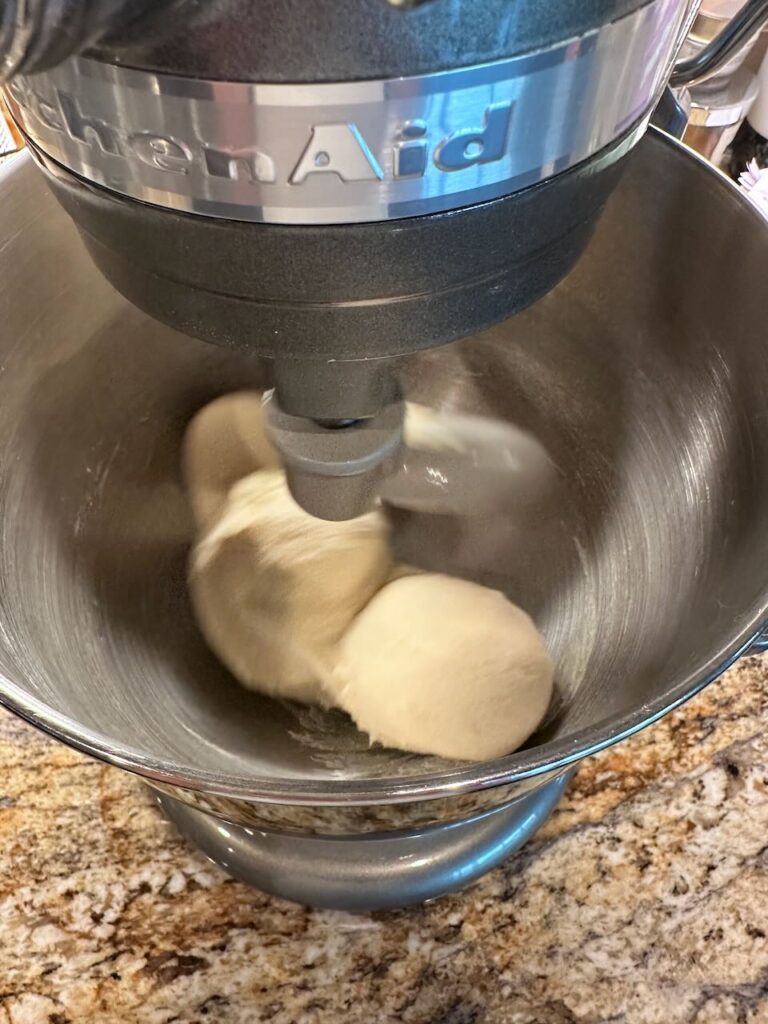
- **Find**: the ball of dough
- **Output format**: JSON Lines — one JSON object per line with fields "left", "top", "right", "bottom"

{"left": 332, "top": 574, "right": 554, "bottom": 761}
{"left": 182, "top": 391, "right": 279, "bottom": 531}
{"left": 189, "top": 470, "right": 392, "bottom": 704}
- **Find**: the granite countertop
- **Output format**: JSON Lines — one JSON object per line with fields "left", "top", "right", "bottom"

{"left": 1, "top": 654, "right": 768, "bottom": 1024}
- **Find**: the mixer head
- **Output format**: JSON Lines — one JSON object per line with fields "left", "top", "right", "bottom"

{"left": 2, "top": 0, "right": 692, "bottom": 517}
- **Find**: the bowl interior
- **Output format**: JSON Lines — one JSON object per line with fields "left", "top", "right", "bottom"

{"left": 0, "top": 134, "right": 767, "bottom": 793}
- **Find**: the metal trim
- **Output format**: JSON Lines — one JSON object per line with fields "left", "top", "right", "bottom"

{"left": 5, "top": 0, "right": 686, "bottom": 224}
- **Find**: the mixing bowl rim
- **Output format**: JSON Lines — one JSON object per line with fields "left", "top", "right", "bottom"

{"left": 0, "top": 132, "right": 767, "bottom": 805}
{"left": 0, "top": 618, "right": 765, "bottom": 805}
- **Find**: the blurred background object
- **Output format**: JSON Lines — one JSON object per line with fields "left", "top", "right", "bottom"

{"left": 0, "top": 98, "right": 21, "bottom": 159}
{"left": 677, "top": 0, "right": 765, "bottom": 163}
{"left": 729, "top": 48, "right": 768, "bottom": 188}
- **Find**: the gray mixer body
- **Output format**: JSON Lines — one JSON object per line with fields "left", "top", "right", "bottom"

{"left": 4, "top": 0, "right": 694, "bottom": 514}
{"left": 5, "top": 0, "right": 685, "bottom": 364}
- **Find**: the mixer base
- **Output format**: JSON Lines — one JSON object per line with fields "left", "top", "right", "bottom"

{"left": 154, "top": 772, "right": 572, "bottom": 912}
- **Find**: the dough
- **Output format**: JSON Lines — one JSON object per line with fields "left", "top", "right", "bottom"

{"left": 183, "top": 394, "right": 553, "bottom": 762}
{"left": 332, "top": 573, "right": 554, "bottom": 760}
{"left": 182, "top": 391, "right": 279, "bottom": 530}
{"left": 189, "top": 470, "right": 392, "bottom": 704}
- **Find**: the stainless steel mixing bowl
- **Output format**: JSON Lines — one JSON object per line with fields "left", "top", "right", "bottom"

{"left": 1, "top": 131, "right": 767, "bottom": 911}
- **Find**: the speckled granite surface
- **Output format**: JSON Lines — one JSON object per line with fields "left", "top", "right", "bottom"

{"left": 2, "top": 654, "right": 768, "bottom": 1024}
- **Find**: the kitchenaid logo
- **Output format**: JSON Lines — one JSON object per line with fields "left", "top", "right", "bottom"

{"left": 7, "top": 79, "right": 514, "bottom": 186}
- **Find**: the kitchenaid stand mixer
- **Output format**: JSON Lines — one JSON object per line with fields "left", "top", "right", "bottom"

{"left": 1, "top": 0, "right": 768, "bottom": 910}
{"left": 3, "top": 0, "right": 708, "bottom": 519}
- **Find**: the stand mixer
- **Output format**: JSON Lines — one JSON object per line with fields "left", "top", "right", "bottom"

{"left": 1, "top": 0, "right": 768, "bottom": 910}
{"left": 1, "top": 0, "right": 727, "bottom": 518}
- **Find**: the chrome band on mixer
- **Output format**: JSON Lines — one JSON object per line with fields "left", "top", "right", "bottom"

{"left": 5, "top": 0, "right": 685, "bottom": 225}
